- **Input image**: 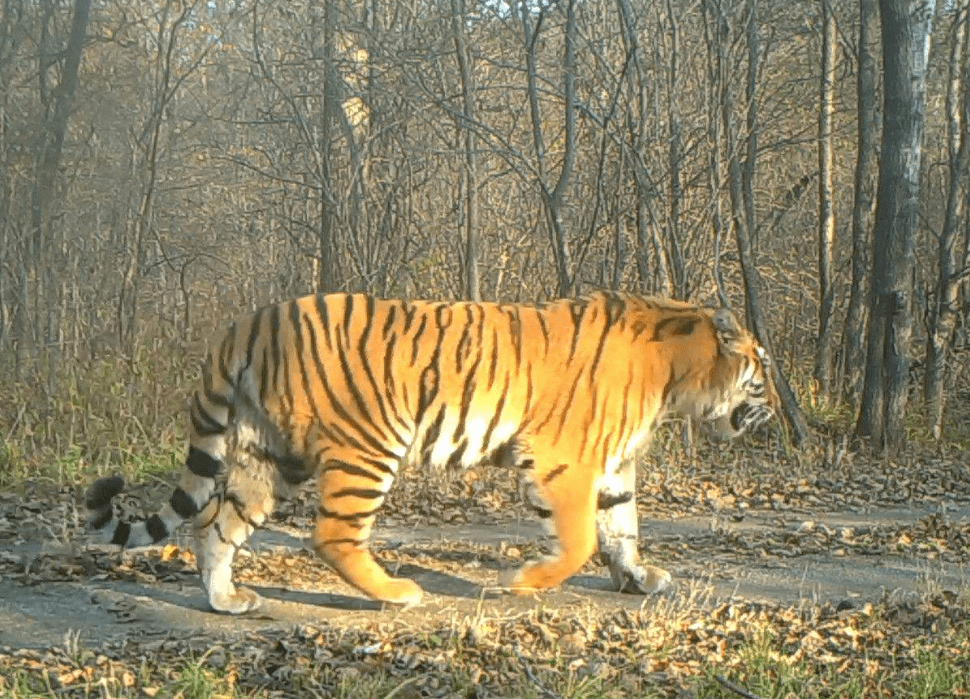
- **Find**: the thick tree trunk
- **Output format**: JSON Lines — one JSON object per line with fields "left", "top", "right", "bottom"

{"left": 857, "top": 0, "right": 935, "bottom": 450}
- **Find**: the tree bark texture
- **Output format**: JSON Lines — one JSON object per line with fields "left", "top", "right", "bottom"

{"left": 857, "top": 0, "right": 935, "bottom": 450}
{"left": 814, "top": 0, "right": 837, "bottom": 399}
{"left": 924, "top": 2, "right": 969, "bottom": 439}
{"left": 841, "top": 0, "right": 880, "bottom": 405}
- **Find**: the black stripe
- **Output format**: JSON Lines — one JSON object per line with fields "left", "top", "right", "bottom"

{"left": 187, "top": 446, "right": 221, "bottom": 478}
{"left": 548, "top": 371, "right": 584, "bottom": 441}
{"left": 85, "top": 476, "right": 124, "bottom": 510}
{"left": 506, "top": 309, "right": 522, "bottom": 368}
{"left": 567, "top": 301, "right": 586, "bottom": 361}
{"left": 267, "top": 303, "right": 282, "bottom": 400}
{"left": 146, "top": 514, "right": 168, "bottom": 543}
{"left": 334, "top": 311, "right": 392, "bottom": 443}
{"left": 661, "top": 365, "right": 677, "bottom": 406}
{"left": 588, "top": 296, "right": 624, "bottom": 382}
{"left": 318, "top": 505, "right": 382, "bottom": 521}
{"left": 89, "top": 509, "right": 113, "bottom": 530}
{"left": 290, "top": 302, "right": 325, "bottom": 425}
{"left": 543, "top": 463, "right": 569, "bottom": 484}
{"left": 453, "top": 352, "right": 482, "bottom": 442}
{"left": 321, "top": 461, "right": 387, "bottom": 482}
{"left": 356, "top": 296, "right": 406, "bottom": 446}
{"left": 111, "top": 522, "right": 131, "bottom": 546}
{"left": 455, "top": 306, "right": 475, "bottom": 373}
{"left": 536, "top": 312, "right": 550, "bottom": 355}
{"left": 410, "top": 315, "right": 428, "bottom": 365}
{"left": 597, "top": 491, "right": 633, "bottom": 510}
{"left": 304, "top": 316, "right": 398, "bottom": 459}
{"left": 487, "top": 329, "right": 500, "bottom": 389}
{"left": 244, "top": 307, "right": 266, "bottom": 376}
{"left": 533, "top": 506, "right": 553, "bottom": 519}
{"left": 382, "top": 304, "right": 397, "bottom": 339}
{"left": 170, "top": 487, "right": 199, "bottom": 518}
{"left": 651, "top": 315, "right": 700, "bottom": 342}
{"left": 331, "top": 487, "right": 386, "bottom": 500}
{"left": 481, "top": 372, "right": 510, "bottom": 451}
{"left": 318, "top": 537, "right": 367, "bottom": 548}
{"left": 401, "top": 303, "right": 418, "bottom": 334}
{"left": 421, "top": 405, "right": 448, "bottom": 457}
{"left": 446, "top": 439, "right": 468, "bottom": 469}
{"left": 314, "top": 294, "right": 334, "bottom": 352}
{"left": 218, "top": 327, "right": 234, "bottom": 384}
{"left": 190, "top": 399, "right": 226, "bottom": 437}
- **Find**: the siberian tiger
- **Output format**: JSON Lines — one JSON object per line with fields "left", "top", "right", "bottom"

{"left": 86, "top": 291, "right": 777, "bottom": 613}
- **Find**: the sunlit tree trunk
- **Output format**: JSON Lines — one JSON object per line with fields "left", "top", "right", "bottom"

{"left": 924, "top": 2, "right": 969, "bottom": 439}
{"left": 814, "top": 0, "right": 837, "bottom": 400}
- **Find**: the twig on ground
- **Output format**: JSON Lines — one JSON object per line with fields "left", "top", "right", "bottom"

{"left": 513, "top": 644, "right": 565, "bottom": 699}
{"left": 381, "top": 676, "right": 421, "bottom": 699}
{"left": 716, "top": 675, "right": 769, "bottom": 699}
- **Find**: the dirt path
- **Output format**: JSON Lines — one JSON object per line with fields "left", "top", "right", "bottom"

{"left": 3, "top": 501, "right": 967, "bottom": 650}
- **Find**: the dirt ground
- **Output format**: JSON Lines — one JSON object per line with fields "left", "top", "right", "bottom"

{"left": 2, "top": 468, "right": 968, "bottom": 652}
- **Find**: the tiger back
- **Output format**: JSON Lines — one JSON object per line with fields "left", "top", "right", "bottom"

{"left": 86, "top": 291, "right": 777, "bottom": 613}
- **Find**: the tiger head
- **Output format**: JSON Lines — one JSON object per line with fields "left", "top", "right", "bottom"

{"left": 688, "top": 307, "right": 779, "bottom": 441}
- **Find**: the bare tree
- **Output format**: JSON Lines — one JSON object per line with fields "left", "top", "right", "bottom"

{"left": 706, "top": 0, "right": 811, "bottom": 444}
{"left": 814, "top": 0, "right": 837, "bottom": 399}
{"left": 924, "top": 1, "right": 970, "bottom": 439}
{"left": 518, "top": 0, "right": 577, "bottom": 297}
{"left": 857, "top": 0, "right": 936, "bottom": 450}
{"left": 451, "top": 0, "right": 480, "bottom": 301}
{"left": 841, "top": 0, "right": 880, "bottom": 404}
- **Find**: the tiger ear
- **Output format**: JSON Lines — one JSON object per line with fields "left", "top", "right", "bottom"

{"left": 712, "top": 308, "right": 744, "bottom": 352}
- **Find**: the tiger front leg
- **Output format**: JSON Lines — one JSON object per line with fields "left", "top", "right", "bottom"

{"left": 500, "top": 462, "right": 598, "bottom": 593}
{"left": 596, "top": 461, "right": 672, "bottom": 594}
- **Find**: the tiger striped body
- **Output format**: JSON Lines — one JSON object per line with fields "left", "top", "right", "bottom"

{"left": 87, "top": 291, "right": 777, "bottom": 613}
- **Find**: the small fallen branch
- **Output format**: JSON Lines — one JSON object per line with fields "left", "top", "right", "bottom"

{"left": 513, "top": 645, "right": 565, "bottom": 699}
{"left": 716, "top": 675, "right": 769, "bottom": 699}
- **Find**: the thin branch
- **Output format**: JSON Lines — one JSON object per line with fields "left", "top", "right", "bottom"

{"left": 715, "top": 675, "right": 769, "bottom": 699}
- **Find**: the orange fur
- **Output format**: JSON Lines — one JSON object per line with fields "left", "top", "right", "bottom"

{"left": 86, "top": 292, "right": 777, "bottom": 612}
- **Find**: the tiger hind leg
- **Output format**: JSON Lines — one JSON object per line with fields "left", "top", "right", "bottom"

{"left": 596, "top": 461, "right": 671, "bottom": 594}
{"left": 194, "top": 456, "right": 277, "bottom": 614}
{"left": 500, "top": 460, "right": 598, "bottom": 592}
{"left": 312, "top": 458, "right": 423, "bottom": 606}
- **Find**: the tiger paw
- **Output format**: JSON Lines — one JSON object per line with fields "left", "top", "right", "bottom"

{"left": 497, "top": 567, "right": 536, "bottom": 595}
{"left": 208, "top": 586, "right": 262, "bottom": 614}
{"left": 609, "top": 562, "right": 672, "bottom": 595}
{"left": 376, "top": 579, "right": 424, "bottom": 607}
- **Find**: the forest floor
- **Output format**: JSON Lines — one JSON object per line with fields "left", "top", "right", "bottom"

{"left": 2, "top": 445, "right": 970, "bottom": 697}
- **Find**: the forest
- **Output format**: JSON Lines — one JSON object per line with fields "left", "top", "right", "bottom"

{"left": 2, "top": 0, "right": 968, "bottom": 468}
{"left": 3, "top": 2, "right": 970, "bottom": 698}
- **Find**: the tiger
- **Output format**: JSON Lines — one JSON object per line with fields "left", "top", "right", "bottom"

{"left": 85, "top": 291, "right": 778, "bottom": 613}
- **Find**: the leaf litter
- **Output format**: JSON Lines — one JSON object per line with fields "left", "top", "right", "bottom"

{"left": 1, "top": 443, "right": 970, "bottom": 696}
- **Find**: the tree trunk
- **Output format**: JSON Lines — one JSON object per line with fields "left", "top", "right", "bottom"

{"left": 841, "top": 0, "right": 880, "bottom": 404}
{"left": 924, "top": 2, "right": 969, "bottom": 439}
{"left": 520, "top": 0, "right": 576, "bottom": 297}
{"left": 814, "top": 0, "right": 837, "bottom": 399}
{"left": 710, "top": 0, "right": 811, "bottom": 445}
{"left": 857, "top": 0, "right": 936, "bottom": 450}
{"left": 451, "top": 0, "right": 480, "bottom": 301}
